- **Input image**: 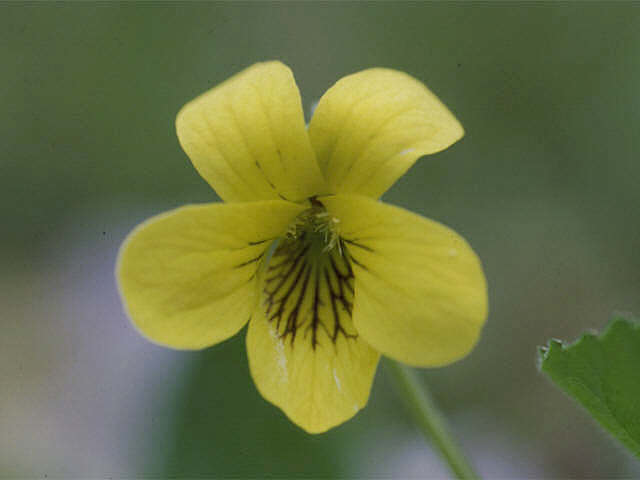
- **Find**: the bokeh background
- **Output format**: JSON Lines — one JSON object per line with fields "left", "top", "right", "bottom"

{"left": 2, "top": 2, "right": 640, "bottom": 478}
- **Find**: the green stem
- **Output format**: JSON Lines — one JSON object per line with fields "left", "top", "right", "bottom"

{"left": 385, "top": 359, "right": 480, "bottom": 479}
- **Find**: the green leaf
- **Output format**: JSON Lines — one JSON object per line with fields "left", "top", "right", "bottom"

{"left": 539, "top": 315, "right": 640, "bottom": 458}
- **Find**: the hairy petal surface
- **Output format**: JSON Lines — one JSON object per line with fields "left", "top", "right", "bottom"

{"left": 322, "top": 195, "right": 487, "bottom": 367}
{"left": 117, "top": 200, "right": 304, "bottom": 349}
{"left": 308, "top": 68, "right": 464, "bottom": 198}
{"left": 247, "top": 241, "right": 379, "bottom": 433}
{"left": 176, "top": 61, "right": 326, "bottom": 203}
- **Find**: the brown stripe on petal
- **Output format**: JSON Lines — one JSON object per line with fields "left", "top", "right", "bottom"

{"left": 262, "top": 232, "right": 359, "bottom": 349}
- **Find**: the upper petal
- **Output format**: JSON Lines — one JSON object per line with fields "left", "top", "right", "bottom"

{"left": 116, "top": 200, "right": 304, "bottom": 349}
{"left": 322, "top": 194, "right": 487, "bottom": 367}
{"left": 308, "top": 69, "right": 463, "bottom": 199}
{"left": 176, "top": 61, "right": 326, "bottom": 203}
{"left": 247, "top": 239, "right": 380, "bottom": 433}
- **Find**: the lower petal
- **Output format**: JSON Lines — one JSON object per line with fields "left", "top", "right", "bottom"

{"left": 246, "top": 244, "right": 380, "bottom": 433}
{"left": 116, "top": 200, "right": 304, "bottom": 349}
{"left": 322, "top": 194, "right": 488, "bottom": 367}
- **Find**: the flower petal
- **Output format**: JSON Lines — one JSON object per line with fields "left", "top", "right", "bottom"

{"left": 247, "top": 243, "right": 380, "bottom": 433}
{"left": 116, "top": 200, "right": 305, "bottom": 349}
{"left": 308, "top": 69, "right": 464, "bottom": 198}
{"left": 176, "top": 61, "right": 326, "bottom": 203}
{"left": 322, "top": 194, "right": 487, "bottom": 367}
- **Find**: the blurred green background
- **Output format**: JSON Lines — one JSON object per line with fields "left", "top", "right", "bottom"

{"left": 2, "top": 2, "right": 640, "bottom": 478}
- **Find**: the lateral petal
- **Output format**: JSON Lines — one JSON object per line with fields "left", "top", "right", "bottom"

{"left": 308, "top": 69, "right": 463, "bottom": 198}
{"left": 247, "top": 242, "right": 380, "bottom": 433}
{"left": 116, "top": 200, "right": 304, "bottom": 349}
{"left": 176, "top": 61, "right": 326, "bottom": 203}
{"left": 322, "top": 194, "right": 487, "bottom": 367}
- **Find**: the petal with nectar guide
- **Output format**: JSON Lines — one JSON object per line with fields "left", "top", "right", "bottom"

{"left": 247, "top": 239, "right": 379, "bottom": 433}
{"left": 117, "top": 200, "right": 304, "bottom": 349}
{"left": 322, "top": 194, "right": 487, "bottom": 367}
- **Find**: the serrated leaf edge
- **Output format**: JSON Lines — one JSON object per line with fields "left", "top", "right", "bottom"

{"left": 537, "top": 315, "right": 640, "bottom": 369}
{"left": 538, "top": 314, "right": 640, "bottom": 458}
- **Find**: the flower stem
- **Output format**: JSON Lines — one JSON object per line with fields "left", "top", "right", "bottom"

{"left": 385, "top": 359, "right": 479, "bottom": 479}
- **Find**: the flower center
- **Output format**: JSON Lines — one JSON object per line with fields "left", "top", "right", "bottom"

{"left": 261, "top": 198, "right": 357, "bottom": 349}
{"left": 285, "top": 197, "right": 342, "bottom": 255}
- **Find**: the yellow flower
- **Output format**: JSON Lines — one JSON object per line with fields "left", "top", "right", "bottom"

{"left": 116, "top": 61, "right": 488, "bottom": 433}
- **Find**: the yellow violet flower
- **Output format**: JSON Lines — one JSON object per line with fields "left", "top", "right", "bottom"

{"left": 116, "top": 61, "right": 488, "bottom": 434}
